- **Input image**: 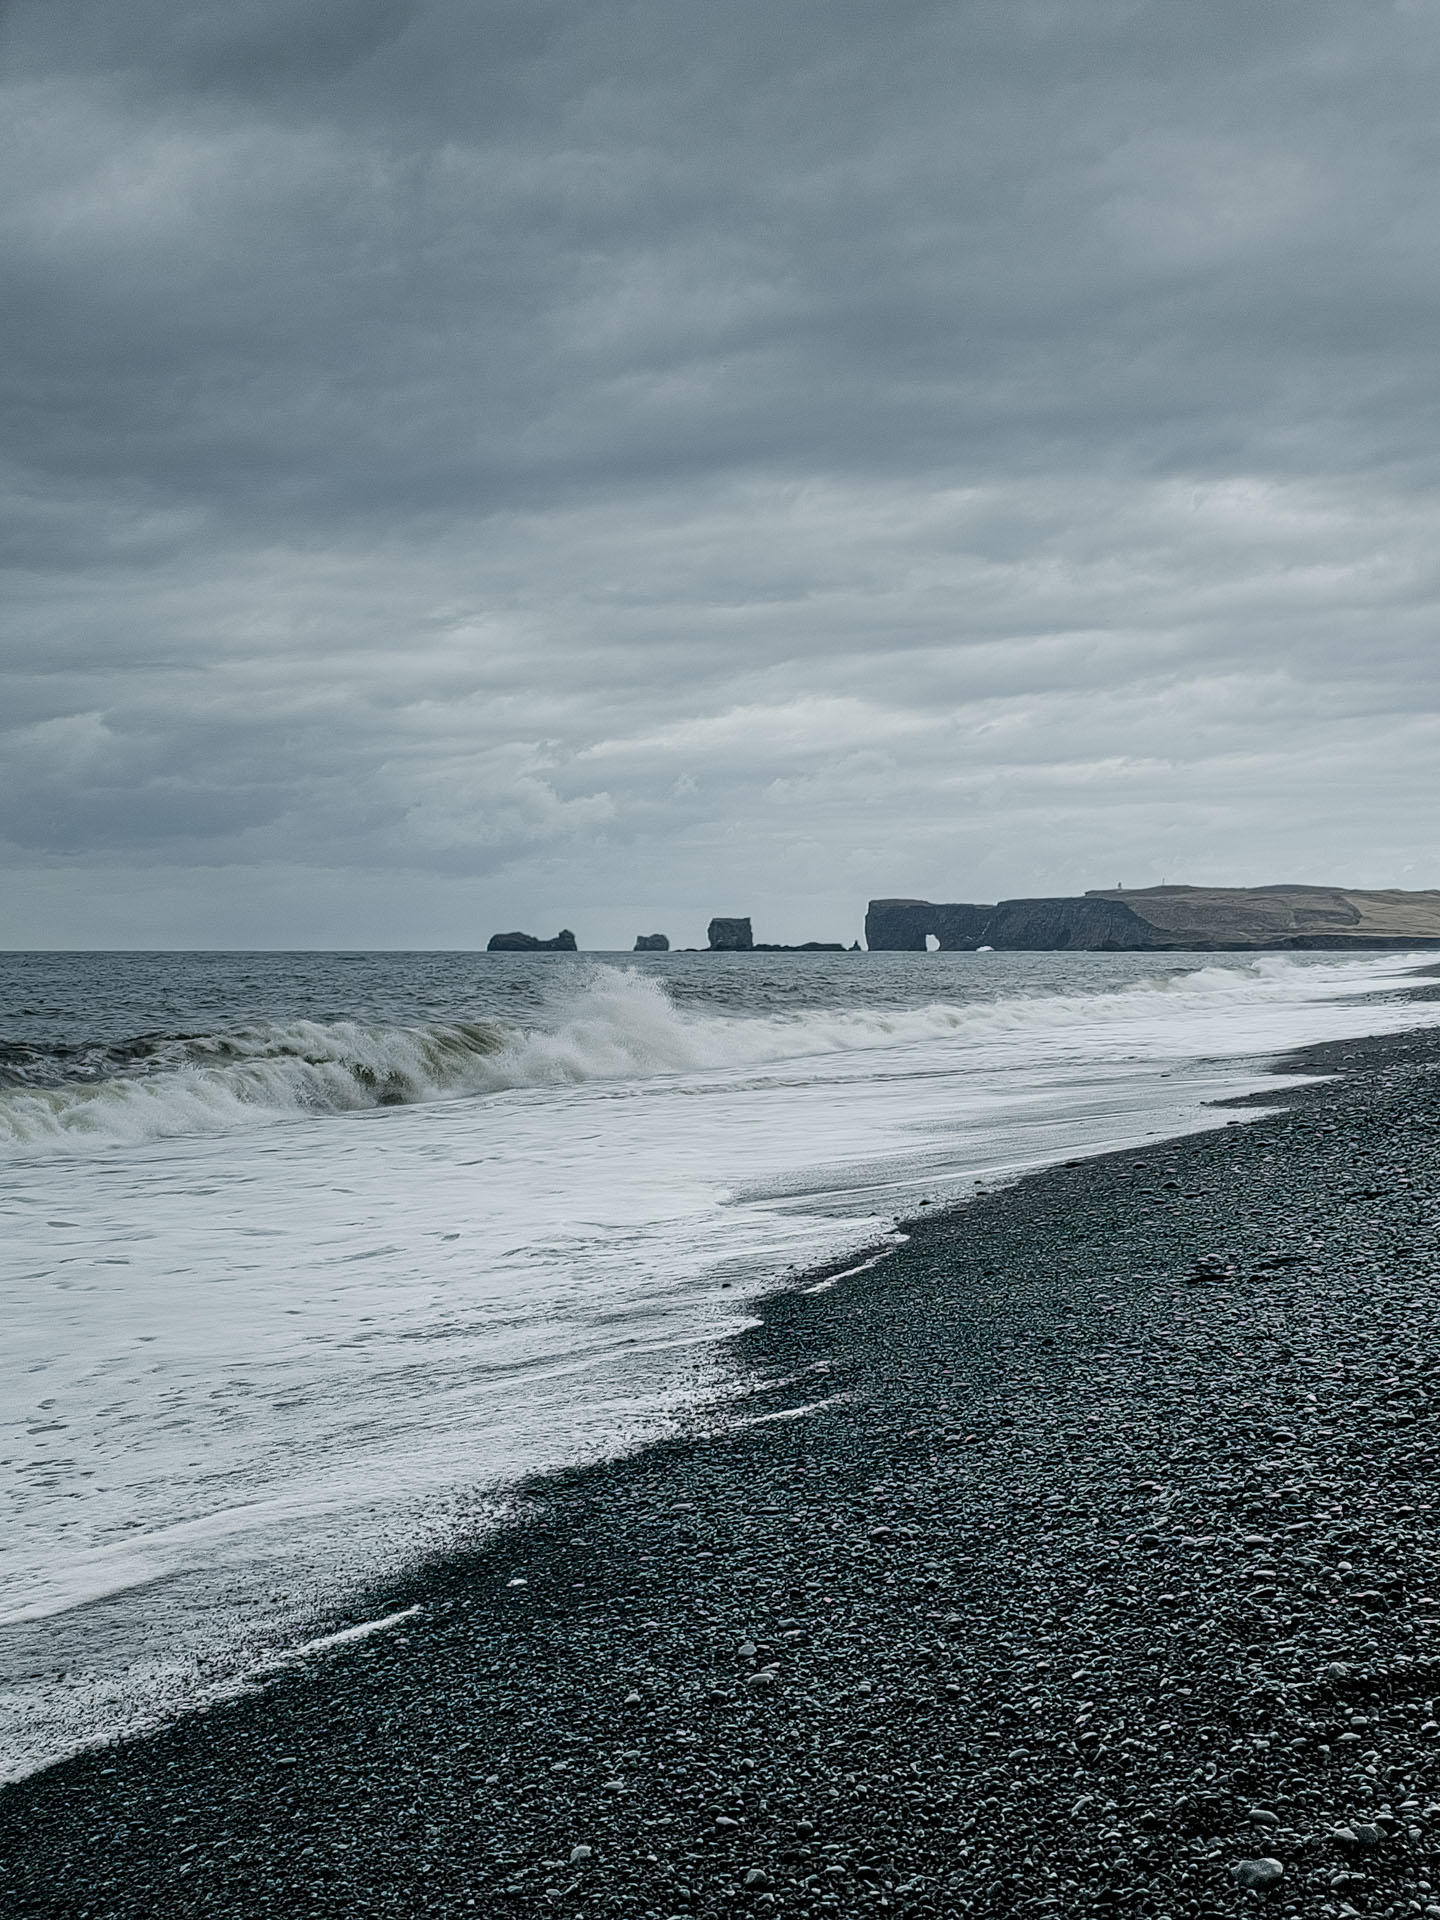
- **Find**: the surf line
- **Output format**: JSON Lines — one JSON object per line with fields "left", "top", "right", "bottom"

{"left": 732, "top": 1391, "right": 853, "bottom": 1428}
{"left": 281, "top": 1604, "right": 424, "bottom": 1664}
{"left": 802, "top": 1245, "right": 901, "bottom": 1296}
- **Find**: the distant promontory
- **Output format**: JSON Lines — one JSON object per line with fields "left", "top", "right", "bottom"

{"left": 865, "top": 886, "right": 1440, "bottom": 952}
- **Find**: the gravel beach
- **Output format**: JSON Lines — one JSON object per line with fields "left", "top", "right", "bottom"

{"left": 6, "top": 1017, "right": 1440, "bottom": 1920}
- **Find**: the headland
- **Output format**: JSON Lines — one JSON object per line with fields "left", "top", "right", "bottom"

{"left": 867, "top": 885, "right": 1440, "bottom": 952}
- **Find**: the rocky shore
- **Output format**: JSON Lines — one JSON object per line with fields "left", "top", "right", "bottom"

{"left": 6, "top": 1018, "right": 1440, "bottom": 1919}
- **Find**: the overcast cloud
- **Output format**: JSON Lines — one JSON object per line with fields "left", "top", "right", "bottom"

{"left": 3, "top": 0, "right": 1439, "bottom": 948}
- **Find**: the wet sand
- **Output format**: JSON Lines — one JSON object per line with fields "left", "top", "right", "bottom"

{"left": 5, "top": 1021, "right": 1440, "bottom": 1918}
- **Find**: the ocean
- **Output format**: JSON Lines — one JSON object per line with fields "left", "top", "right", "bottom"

{"left": 3, "top": 945, "right": 1437, "bottom": 1783}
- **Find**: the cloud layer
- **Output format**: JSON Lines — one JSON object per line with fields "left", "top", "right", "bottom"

{"left": 4, "top": 0, "right": 1439, "bottom": 947}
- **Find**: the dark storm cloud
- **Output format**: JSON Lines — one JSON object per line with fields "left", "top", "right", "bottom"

{"left": 3, "top": 0, "right": 1440, "bottom": 944}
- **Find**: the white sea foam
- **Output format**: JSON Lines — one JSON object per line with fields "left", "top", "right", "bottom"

{"left": 0, "top": 952, "right": 1410, "bottom": 1156}
{"left": 2, "top": 949, "right": 1437, "bottom": 1782}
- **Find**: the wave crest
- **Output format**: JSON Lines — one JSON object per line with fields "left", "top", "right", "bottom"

{"left": 0, "top": 954, "right": 1383, "bottom": 1157}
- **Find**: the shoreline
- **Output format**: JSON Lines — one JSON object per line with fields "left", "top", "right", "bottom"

{"left": 5, "top": 1020, "right": 1440, "bottom": 1916}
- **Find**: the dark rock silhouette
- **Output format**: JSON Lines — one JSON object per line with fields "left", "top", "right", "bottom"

{"left": 707, "top": 917, "right": 753, "bottom": 951}
{"left": 633, "top": 934, "right": 669, "bottom": 951}
{"left": 705, "top": 916, "right": 847, "bottom": 952}
{"left": 866, "top": 887, "right": 1440, "bottom": 952}
{"left": 864, "top": 900, "right": 995, "bottom": 951}
{"left": 486, "top": 929, "right": 579, "bottom": 952}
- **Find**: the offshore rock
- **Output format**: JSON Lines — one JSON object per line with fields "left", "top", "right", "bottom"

{"left": 704, "top": 917, "right": 844, "bottom": 951}
{"left": 486, "top": 929, "right": 579, "bottom": 952}
{"left": 707, "top": 917, "right": 754, "bottom": 951}
{"left": 633, "top": 934, "right": 670, "bottom": 952}
{"left": 865, "top": 885, "right": 1440, "bottom": 952}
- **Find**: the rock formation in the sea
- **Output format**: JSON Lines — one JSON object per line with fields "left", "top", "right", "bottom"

{"left": 707, "top": 916, "right": 754, "bottom": 951}
{"left": 704, "top": 916, "right": 847, "bottom": 951}
{"left": 864, "top": 900, "right": 996, "bottom": 951}
{"left": 634, "top": 933, "right": 669, "bottom": 951}
{"left": 486, "top": 929, "right": 579, "bottom": 952}
{"left": 865, "top": 886, "right": 1440, "bottom": 952}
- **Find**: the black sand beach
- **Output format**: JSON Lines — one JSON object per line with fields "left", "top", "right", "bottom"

{"left": 6, "top": 1018, "right": 1440, "bottom": 1919}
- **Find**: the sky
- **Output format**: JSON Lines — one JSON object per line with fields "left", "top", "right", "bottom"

{"left": 4, "top": 0, "right": 1440, "bottom": 950}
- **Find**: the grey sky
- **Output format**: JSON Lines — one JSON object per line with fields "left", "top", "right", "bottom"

{"left": 4, "top": 0, "right": 1439, "bottom": 948}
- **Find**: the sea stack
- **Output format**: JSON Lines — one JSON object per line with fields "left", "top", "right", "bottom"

{"left": 706, "top": 917, "right": 753, "bottom": 951}
{"left": 486, "top": 929, "right": 579, "bottom": 952}
{"left": 633, "top": 934, "right": 669, "bottom": 952}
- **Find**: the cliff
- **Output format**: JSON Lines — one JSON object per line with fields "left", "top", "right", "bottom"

{"left": 866, "top": 886, "right": 1440, "bottom": 952}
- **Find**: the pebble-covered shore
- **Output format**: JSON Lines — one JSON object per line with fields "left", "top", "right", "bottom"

{"left": 6, "top": 1019, "right": 1440, "bottom": 1920}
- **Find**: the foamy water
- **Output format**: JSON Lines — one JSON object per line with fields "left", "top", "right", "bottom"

{"left": 2, "top": 948, "right": 1435, "bottom": 1780}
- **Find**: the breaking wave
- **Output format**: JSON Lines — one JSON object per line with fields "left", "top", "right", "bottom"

{"left": 0, "top": 954, "right": 1391, "bottom": 1157}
